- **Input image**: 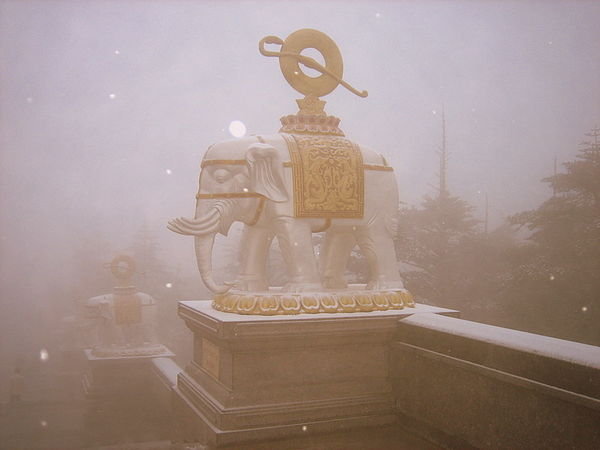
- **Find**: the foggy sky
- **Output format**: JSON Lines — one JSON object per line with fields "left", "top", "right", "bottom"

{"left": 1, "top": 1, "right": 599, "bottom": 341}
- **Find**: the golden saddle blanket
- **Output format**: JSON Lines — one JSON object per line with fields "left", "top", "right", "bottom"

{"left": 114, "top": 294, "right": 142, "bottom": 325}
{"left": 284, "top": 134, "right": 364, "bottom": 218}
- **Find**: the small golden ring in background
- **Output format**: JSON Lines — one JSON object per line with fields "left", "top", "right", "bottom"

{"left": 110, "top": 254, "right": 136, "bottom": 280}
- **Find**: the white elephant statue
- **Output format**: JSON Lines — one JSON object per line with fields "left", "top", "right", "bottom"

{"left": 168, "top": 29, "right": 413, "bottom": 315}
{"left": 168, "top": 133, "right": 405, "bottom": 297}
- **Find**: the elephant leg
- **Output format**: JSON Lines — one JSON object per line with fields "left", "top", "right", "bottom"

{"left": 236, "top": 224, "right": 272, "bottom": 291}
{"left": 321, "top": 230, "right": 356, "bottom": 289}
{"left": 274, "top": 216, "right": 320, "bottom": 292}
{"left": 355, "top": 224, "right": 404, "bottom": 290}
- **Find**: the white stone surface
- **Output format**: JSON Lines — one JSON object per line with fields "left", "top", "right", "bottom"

{"left": 168, "top": 134, "right": 404, "bottom": 296}
{"left": 401, "top": 313, "right": 600, "bottom": 369}
{"left": 81, "top": 290, "right": 160, "bottom": 355}
{"left": 151, "top": 357, "right": 181, "bottom": 387}
{"left": 84, "top": 347, "right": 174, "bottom": 361}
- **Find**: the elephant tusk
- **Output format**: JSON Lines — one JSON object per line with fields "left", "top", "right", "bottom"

{"left": 167, "top": 221, "right": 185, "bottom": 235}
{"left": 177, "top": 219, "right": 219, "bottom": 235}
{"left": 177, "top": 210, "right": 220, "bottom": 228}
{"left": 167, "top": 220, "right": 201, "bottom": 236}
{"left": 167, "top": 213, "right": 220, "bottom": 236}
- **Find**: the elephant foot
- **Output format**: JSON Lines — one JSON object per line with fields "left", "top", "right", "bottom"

{"left": 366, "top": 278, "right": 405, "bottom": 290}
{"left": 282, "top": 281, "right": 322, "bottom": 293}
{"left": 322, "top": 276, "right": 348, "bottom": 289}
{"left": 231, "top": 276, "right": 269, "bottom": 292}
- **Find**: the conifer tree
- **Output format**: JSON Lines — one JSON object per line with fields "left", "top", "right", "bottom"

{"left": 508, "top": 128, "right": 600, "bottom": 344}
{"left": 396, "top": 112, "right": 479, "bottom": 307}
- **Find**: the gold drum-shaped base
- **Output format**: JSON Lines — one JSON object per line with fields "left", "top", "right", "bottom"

{"left": 213, "top": 289, "right": 415, "bottom": 315}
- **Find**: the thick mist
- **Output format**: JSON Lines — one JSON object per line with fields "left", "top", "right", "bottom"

{"left": 1, "top": 0, "right": 599, "bottom": 386}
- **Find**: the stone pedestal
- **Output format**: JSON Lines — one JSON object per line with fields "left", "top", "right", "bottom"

{"left": 82, "top": 348, "right": 174, "bottom": 398}
{"left": 174, "top": 300, "right": 457, "bottom": 447}
{"left": 82, "top": 348, "right": 175, "bottom": 446}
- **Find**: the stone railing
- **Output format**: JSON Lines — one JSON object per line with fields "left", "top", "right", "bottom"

{"left": 151, "top": 356, "right": 180, "bottom": 411}
{"left": 150, "top": 307, "right": 600, "bottom": 448}
{"left": 392, "top": 313, "right": 600, "bottom": 449}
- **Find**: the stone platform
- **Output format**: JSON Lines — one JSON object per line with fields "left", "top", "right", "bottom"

{"left": 173, "top": 300, "right": 457, "bottom": 447}
{"left": 82, "top": 347, "right": 174, "bottom": 398}
{"left": 82, "top": 347, "right": 176, "bottom": 447}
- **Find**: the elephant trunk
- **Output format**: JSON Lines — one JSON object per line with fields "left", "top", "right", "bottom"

{"left": 169, "top": 199, "right": 237, "bottom": 294}
{"left": 194, "top": 232, "right": 231, "bottom": 294}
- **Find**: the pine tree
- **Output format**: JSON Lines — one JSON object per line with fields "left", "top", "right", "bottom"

{"left": 396, "top": 112, "right": 480, "bottom": 307}
{"left": 396, "top": 193, "right": 479, "bottom": 305}
{"left": 508, "top": 128, "right": 600, "bottom": 344}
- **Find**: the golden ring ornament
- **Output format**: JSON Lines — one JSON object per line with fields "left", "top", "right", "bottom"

{"left": 259, "top": 29, "right": 368, "bottom": 98}
{"left": 109, "top": 254, "right": 136, "bottom": 281}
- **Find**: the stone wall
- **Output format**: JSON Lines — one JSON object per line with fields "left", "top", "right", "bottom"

{"left": 152, "top": 308, "right": 600, "bottom": 448}
{"left": 392, "top": 313, "right": 600, "bottom": 449}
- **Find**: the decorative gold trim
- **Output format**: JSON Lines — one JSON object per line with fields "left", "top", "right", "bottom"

{"left": 201, "top": 159, "right": 246, "bottom": 168}
{"left": 114, "top": 294, "right": 142, "bottom": 325}
{"left": 281, "top": 128, "right": 345, "bottom": 136}
{"left": 202, "top": 160, "right": 391, "bottom": 172}
{"left": 213, "top": 289, "right": 415, "bottom": 315}
{"left": 279, "top": 114, "right": 345, "bottom": 136}
{"left": 363, "top": 164, "right": 394, "bottom": 172}
{"left": 297, "top": 95, "right": 327, "bottom": 115}
{"left": 284, "top": 134, "right": 364, "bottom": 219}
{"left": 196, "top": 192, "right": 264, "bottom": 200}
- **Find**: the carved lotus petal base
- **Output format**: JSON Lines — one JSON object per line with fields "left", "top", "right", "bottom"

{"left": 213, "top": 288, "right": 414, "bottom": 315}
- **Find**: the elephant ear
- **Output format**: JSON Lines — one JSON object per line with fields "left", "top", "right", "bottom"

{"left": 246, "top": 143, "right": 288, "bottom": 203}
